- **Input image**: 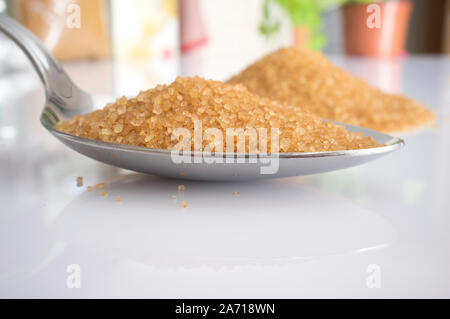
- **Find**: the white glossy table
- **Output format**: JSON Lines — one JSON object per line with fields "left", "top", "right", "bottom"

{"left": 0, "top": 53, "right": 449, "bottom": 298}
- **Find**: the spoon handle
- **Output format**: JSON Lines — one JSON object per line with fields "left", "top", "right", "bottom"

{"left": 0, "top": 14, "right": 92, "bottom": 111}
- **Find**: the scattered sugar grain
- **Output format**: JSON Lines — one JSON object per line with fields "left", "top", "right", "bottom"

{"left": 96, "top": 183, "right": 105, "bottom": 189}
{"left": 76, "top": 176, "right": 83, "bottom": 187}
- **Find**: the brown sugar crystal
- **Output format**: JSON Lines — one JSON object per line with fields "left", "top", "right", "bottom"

{"left": 227, "top": 47, "right": 435, "bottom": 133}
{"left": 96, "top": 182, "right": 105, "bottom": 189}
{"left": 76, "top": 176, "right": 83, "bottom": 187}
{"left": 55, "top": 76, "right": 380, "bottom": 152}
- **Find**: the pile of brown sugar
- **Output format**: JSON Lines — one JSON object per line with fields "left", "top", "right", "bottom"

{"left": 227, "top": 47, "right": 435, "bottom": 133}
{"left": 55, "top": 76, "right": 380, "bottom": 152}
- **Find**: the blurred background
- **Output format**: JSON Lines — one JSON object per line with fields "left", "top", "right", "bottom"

{"left": 0, "top": 0, "right": 449, "bottom": 146}
{"left": 1, "top": 0, "right": 449, "bottom": 93}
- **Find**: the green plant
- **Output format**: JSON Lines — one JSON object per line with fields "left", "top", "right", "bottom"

{"left": 259, "top": 0, "right": 384, "bottom": 50}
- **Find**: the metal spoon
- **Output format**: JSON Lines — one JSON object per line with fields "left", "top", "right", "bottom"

{"left": 0, "top": 14, "right": 404, "bottom": 181}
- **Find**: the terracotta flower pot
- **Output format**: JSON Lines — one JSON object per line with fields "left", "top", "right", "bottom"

{"left": 342, "top": 0, "right": 412, "bottom": 57}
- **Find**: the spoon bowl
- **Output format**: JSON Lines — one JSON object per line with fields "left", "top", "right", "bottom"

{"left": 1, "top": 14, "right": 404, "bottom": 181}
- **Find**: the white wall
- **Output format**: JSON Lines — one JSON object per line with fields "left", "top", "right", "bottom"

{"left": 181, "top": 0, "right": 293, "bottom": 80}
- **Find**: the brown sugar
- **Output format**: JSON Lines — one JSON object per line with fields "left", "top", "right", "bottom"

{"left": 227, "top": 47, "right": 435, "bottom": 133}
{"left": 55, "top": 76, "right": 380, "bottom": 152}
{"left": 96, "top": 182, "right": 105, "bottom": 189}
{"left": 178, "top": 185, "right": 185, "bottom": 191}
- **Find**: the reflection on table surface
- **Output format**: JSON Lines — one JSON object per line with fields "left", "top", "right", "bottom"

{"left": 0, "top": 53, "right": 449, "bottom": 298}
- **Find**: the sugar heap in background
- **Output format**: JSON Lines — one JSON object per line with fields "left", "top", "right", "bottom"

{"left": 227, "top": 47, "right": 435, "bottom": 133}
